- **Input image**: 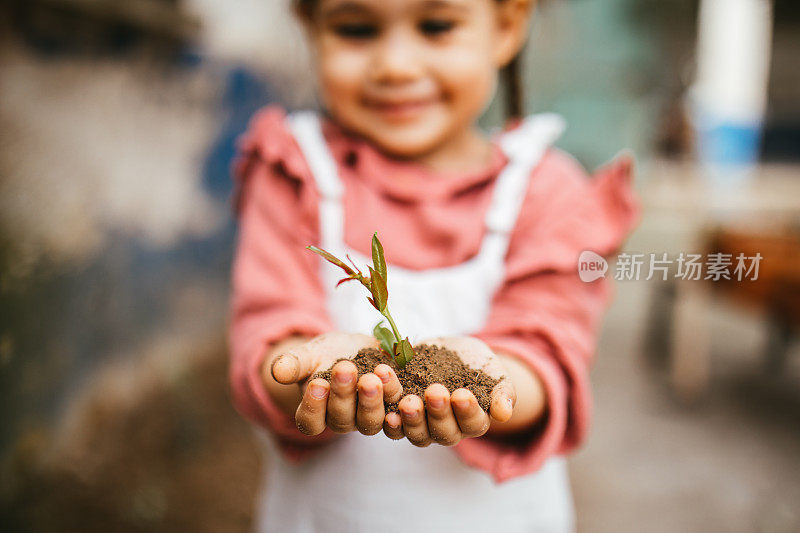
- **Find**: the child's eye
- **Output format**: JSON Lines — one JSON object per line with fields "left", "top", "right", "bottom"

{"left": 334, "top": 23, "right": 379, "bottom": 40}
{"left": 418, "top": 19, "right": 455, "bottom": 36}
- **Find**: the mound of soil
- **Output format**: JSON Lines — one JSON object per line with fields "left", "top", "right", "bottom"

{"left": 313, "top": 344, "right": 499, "bottom": 412}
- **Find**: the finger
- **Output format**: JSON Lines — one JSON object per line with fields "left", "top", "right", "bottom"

{"left": 489, "top": 379, "right": 516, "bottom": 423}
{"left": 383, "top": 412, "right": 404, "bottom": 440}
{"left": 424, "top": 384, "right": 461, "bottom": 446}
{"left": 356, "top": 373, "right": 384, "bottom": 436}
{"left": 451, "top": 388, "right": 491, "bottom": 438}
{"left": 271, "top": 353, "right": 313, "bottom": 385}
{"left": 272, "top": 332, "right": 378, "bottom": 384}
{"left": 399, "top": 395, "right": 431, "bottom": 447}
{"left": 374, "top": 364, "right": 403, "bottom": 403}
{"left": 305, "top": 332, "right": 379, "bottom": 356}
{"left": 325, "top": 360, "right": 358, "bottom": 433}
{"left": 295, "top": 378, "right": 329, "bottom": 435}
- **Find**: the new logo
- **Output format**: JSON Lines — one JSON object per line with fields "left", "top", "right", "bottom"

{"left": 578, "top": 251, "right": 608, "bottom": 282}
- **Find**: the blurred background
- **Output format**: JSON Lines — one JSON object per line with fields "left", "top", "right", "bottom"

{"left": 0, "top": 0, "right": 798, "bottom": 531}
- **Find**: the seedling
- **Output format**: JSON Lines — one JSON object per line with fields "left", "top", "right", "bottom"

{"left": 307, "top": 233, "right": 416, "bottom": 367}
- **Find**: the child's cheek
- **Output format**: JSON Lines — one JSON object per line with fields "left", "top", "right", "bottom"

{"left": 316, "top": 42, "right": 369, "bottom": 112}
{"left": 433, "top": 48, "right": 495, "bottom": 119}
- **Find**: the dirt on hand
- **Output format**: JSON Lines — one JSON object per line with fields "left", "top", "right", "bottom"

{"left": 313, "top": 343, "right": 499, "bottom": 412}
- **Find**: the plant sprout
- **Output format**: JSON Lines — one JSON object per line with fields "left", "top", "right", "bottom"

{"left": 307, "top": 233, "right": 416, "bottom": 367}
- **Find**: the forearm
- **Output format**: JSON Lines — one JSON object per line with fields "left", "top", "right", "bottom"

{"left": 488, "top": 352, "right": 547, "bottom": 435}
{"left": 262, "top": 335, "right": 311, "bottom": 416}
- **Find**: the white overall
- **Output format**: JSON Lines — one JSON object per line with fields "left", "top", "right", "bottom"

{"left": 255, "top": 112, "right": 575, "bottom": 533}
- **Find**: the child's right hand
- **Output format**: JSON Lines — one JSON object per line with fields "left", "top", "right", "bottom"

{"left": 267, "top": 332, "right": 404, "bottom": 436}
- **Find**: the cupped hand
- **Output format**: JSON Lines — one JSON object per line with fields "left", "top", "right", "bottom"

{"left": 267, "top": 332, "right": 404, "bottom": 436}
{"left": 381, "top": 336, "right": 516, "bottom": 447}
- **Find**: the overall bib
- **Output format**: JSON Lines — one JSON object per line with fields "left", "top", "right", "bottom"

{"left": 255, "top": 112, "right": 575, "bottom": 533}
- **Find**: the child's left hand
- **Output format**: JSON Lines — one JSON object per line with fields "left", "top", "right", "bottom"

{"left": 382, "top": 336, "right": 520, "bottom": 447}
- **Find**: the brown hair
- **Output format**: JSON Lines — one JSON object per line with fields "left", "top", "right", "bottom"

{"left": 293, "top": 0, "right": 524, "bottom": 121}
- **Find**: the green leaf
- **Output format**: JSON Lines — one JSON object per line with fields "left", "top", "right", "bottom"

{"left": 306, "top": 246, "right": 354, "bottom": 276}
{"left": 368, "top": 266, "right": 387, "bottom": 312}
{"left": 394, "top": 338, "right": 415, "bottom": 368}
{"left": 371, "top": 233, "right": 387, "bottom": 285}
{"left": 372, "top": 322, "right": 395, "bottom": 355}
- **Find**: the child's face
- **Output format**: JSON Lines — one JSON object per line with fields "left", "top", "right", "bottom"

{"left": 303, "top": 0, "right": 530, "bottom": 158}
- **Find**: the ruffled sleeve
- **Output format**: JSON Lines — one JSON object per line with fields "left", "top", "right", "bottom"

{"left": 229, "top": 106, "right": 337, "bottom": 460}
{"left": 232, "top": 106, "right": 319, "bottom": 219}
{"left": 461, "top": 149, "right": 640, "bottom": 483}
{"left": 505, "top": 150, "right": 639, "bottom": 278}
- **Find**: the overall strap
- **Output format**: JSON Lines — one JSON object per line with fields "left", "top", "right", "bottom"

{"left": 481, "top": 113, "right": 566, "bottom": 260}
{"left": 286, "top": 112, "right": 345, "bottom": 251}
{"left": 287, "top": 110, "right": 566, "bottom": 260}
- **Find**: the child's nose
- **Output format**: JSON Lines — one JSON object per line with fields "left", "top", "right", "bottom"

{"left": 370, "top": 31, "right": 423, "bottom": 84}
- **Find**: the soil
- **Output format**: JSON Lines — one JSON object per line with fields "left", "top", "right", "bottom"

{"left": 313, "top": 344, "right": 499, "bottom": 412}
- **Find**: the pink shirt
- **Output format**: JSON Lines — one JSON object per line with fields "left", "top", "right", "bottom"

{"left": 229, "top": 106, "right": 640, "bottom": 483}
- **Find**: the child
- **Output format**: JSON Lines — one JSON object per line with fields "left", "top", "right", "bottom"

{"left": 229, "top": 0, "right": 640, "bottom": 531}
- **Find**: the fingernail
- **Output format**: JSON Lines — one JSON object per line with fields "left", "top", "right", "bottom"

{"left": 361, "top": 386, "right": 378, "bottom": 398}
{"left": 273, "top": 355, "right": 297, "bottom": 379}
{"left": 505, "top": 397, "right": 514, "bottom": 411}
{"left": 427, "top": 396, "right": 444, "bottom": 409}
{"left": 309, "top": 383, "right": 328, "bottom": 399}
{"left": 376, "top": 369, "right": 391, "bottom": 384}
{"left": 401, "top": 407, "right": 419, "bottom": 422}
{"left": 334, "top": 371, "right": 354, "bottom": 386}
{"left": 453, "top": 398, "right": 470, "bottom": 411}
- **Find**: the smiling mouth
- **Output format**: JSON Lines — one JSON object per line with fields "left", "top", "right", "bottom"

{"left": 364, "top": 98, "right": 437, "bottom": 121}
